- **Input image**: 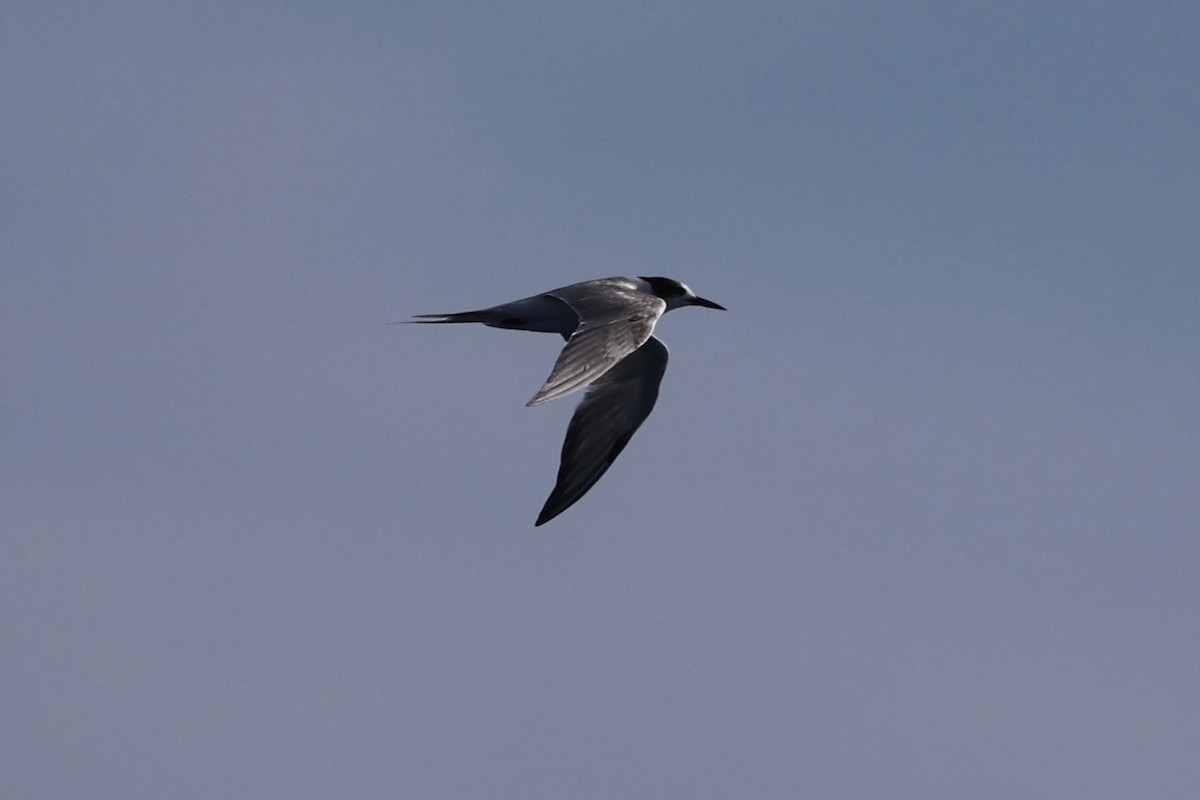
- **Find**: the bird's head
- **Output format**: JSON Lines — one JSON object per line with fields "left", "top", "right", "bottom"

{"left": 639, "top": 276, "right": 726, "bottom": 312}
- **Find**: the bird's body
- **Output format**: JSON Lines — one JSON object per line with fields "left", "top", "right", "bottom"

{"left": 410, "top": 276, "right": 724, "bottom": 525}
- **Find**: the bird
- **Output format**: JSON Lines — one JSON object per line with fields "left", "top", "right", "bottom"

{"left": 408, "top": 276, "right": 725, "bottom": 525}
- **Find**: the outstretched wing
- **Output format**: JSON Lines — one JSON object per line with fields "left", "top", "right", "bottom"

{"left": 535, "top": 336, "right": 669, "bottom": 526}
{"left": 526, "top": 279, "right": 666, "bottom": 406}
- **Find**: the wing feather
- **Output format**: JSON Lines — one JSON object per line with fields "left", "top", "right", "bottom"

{"left": 526, "top": 280, "right": 665, "bottom": 406}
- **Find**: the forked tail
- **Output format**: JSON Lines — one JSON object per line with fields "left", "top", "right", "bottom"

{"left": 406, "top": 311, "right": 492, "bottom": 324}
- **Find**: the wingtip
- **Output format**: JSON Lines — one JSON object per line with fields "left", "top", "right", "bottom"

{"left": 526, "top": 387, "right": 554, "bottom": 407}
{"left": 527, "top": 382, "right": 582, "bottom": 406}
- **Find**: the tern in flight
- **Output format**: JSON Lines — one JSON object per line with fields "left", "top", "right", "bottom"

{"left": 410, "top": 276, "right": 725, "bottom": 525}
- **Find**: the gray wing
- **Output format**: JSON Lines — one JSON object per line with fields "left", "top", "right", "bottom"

{"left": 526, "top": 279, "right": 666, "bottom": 407}
{"left": 535, "top": 336, "right": 669, "bottom": 526}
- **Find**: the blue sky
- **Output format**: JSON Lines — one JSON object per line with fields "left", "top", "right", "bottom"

{"left": 3, "top": 2, "right": 1198, "bottom": 797}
